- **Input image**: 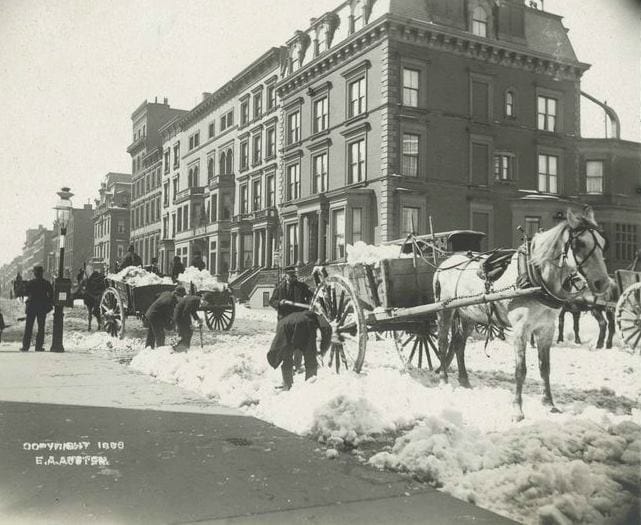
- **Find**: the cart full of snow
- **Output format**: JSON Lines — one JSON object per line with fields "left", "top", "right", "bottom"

{"left": 177, "top": 267, "right": 235, "bottom": 331}
{"left": 101, "top": 266, "right": 175, "bottom": 338}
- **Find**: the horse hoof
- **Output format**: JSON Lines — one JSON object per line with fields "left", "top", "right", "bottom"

{"left": 459, "top": 379, "right": 472, "bottom": 389}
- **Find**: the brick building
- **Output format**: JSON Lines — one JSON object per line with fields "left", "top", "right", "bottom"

{"left": 93, "top": 173, "right": 132, "bottom": 272}
{"left": 128, "top": 99, "right": 187, "bottom": 267}
{"left": 49, "top": 204, "right": 95, "bottom": 279}
{"left": 20, "top": 226, "right": 53, "bottom": 280}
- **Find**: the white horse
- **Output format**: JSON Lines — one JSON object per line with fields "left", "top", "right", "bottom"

{"left": 434, "top": 208, "right": 610, "bottom": 421}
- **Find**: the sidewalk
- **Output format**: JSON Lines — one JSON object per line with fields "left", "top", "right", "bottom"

{"left": 0, "top": 345, "right": 517, "bottom": 525}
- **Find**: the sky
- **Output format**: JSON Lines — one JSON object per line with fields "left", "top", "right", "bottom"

{"left": 0, "top": 0, "right": 638, "bottom": 267}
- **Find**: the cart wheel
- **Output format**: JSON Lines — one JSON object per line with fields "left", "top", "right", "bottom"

{"left": 100, "top": 287, "right": 125, "bottom": 339}
{"left": 615, "top": 282, "right": 641, "bottom": 350}
{"left": 311, "top": 275, "right": 367, "bottom": 373}
{"left": 394, "top": 321, "right": 439, "bottom": 370}
{"left": 204, "top": 301, "right": 235, "bottom": 331}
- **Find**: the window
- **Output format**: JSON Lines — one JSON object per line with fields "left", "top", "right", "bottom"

{"left": 494, "top": 154, "right": 514, "bottom": 181}
{"left": 177, "top": 208, "right": 182, "bottom": 232}
{"left": 332, "top": 209, "right": 345, "bottom": 259}
{"left": 287, "top": 111, "right": 300, "bottom": 144}
{"left": 348, "top": 77, "right": 366, "bottom": 117}
{"left": 267, "top": 85, "right": 276, "bottom": 110}
{"left": 401, "top": 207, "right": 419, "bottom": 236}
{"left": 225, "top": 149, "right": 233, "bottom": 174}
{"left": 266, "top": 174, "right": 275, "bottom": 207}
{"left": 253, "top": 134, "right": 262, "bottom": 165}
{"left": 220, "top": 110, "right": 234, "bottom": 131}
{"left": 313, "top": 152, "right": 329, "bottom": 193}
{"left": 471, "top": 80, "right": 489, "bottom": 121}
{"left": 240, "top": 185, "right": 248, "bottom": 214}
{"left": 472, "top": 6, "right": 488, "bottom": 37}
{"left": 313, "top": 96, "right": 329, "bottom": 133}
{"left": 253, "top": 179, "right": 262, "bottom": 211}
{"left": 188, "top": 132, "right": 200, "bottom": 150}
{"left": 537, "top": 96, "right": 557, "bottom": 132}
{"left": 183, "top": 205, "right": 189, "bottom": 230}
{"left": 210, "top": 194, "right": 218, "bottom": 222}
{"left": 240, "top": 100, "right": 249, "bottom": 126}
{"left": 262, "top": 291, "right": 270, "bottom": 307}
{"left": 586, "top": 160, "right": 604, "bottom": 194}
{"left": 209, "top": 241, "right": 217, "bottom": 274}
{"left": 266, "top": 127, "right": 276, "bottom": 158}
{"left": 240, "top": 141, "right": 249, "bottom": 170}
{"left": 172, "top": 177, "right": 178, "bottom": 200}
{"left": 505, "top": 91, "right": 514, "bottom": 117}
{"left": 207, "top": 157, "right": 214, "bottom": 180}
{"left": 525, "top": 217, "right": 541, "bottom": 239}
{"left": 173, "top": 143, "right": 180, "bottom": 168}
{"left": 538, "top": 154, "right": 558, "bottom": 194}
{"left": 348, "top": 139, "right": 366, "bottom": 184}
{"left": 164, "top": 150, "right": 170, "bottom": 174}
{"left": 286, "top": 224, "right": 298, "bottom": 265}
{"left": 253, "top": 93, "right": 262, "bottom": 119}
{"left": 403, "top": 68, "right": 419, "bottom": 107}
{"left": 117, "top": 220, "right": 125, "bottom": 234}
{"left": 471, "top": 141, "right": 490, "bottom": 186}
{"left": 286, "top": 164, "right": 301, "bottom": 201}
{"left": 208, "top": 122, "right": 215, "bottom": 138}
{"left": 402, "top": 134, "right": 419, "bottom": 177}
{"left": 615, "top": 224, "right": 638, "bottom": 261}
{"left": 352, "top": 208, "right": 363, "bottom": 244}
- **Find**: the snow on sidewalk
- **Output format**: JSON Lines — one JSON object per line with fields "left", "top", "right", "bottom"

{"left": 74, "top": 305, "right": 639, "bottom": 524}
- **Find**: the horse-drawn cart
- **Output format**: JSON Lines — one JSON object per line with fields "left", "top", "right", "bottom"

{"left": 310, "top": 230, "right": 522, "bottom": 372}
{"left": 197, "top": 287, "right": 236, "bottom": 331}
{"left": 613, "top": 269, "right": 641, "bottom": 350}
{"left": 100, "top": 278, "right": 176, "bottom": 338}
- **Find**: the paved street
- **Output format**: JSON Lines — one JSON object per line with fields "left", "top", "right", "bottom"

{"left": 0, "top": 345, "right": 516, "bottom": 525}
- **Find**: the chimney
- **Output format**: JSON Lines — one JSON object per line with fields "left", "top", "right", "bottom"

{"left": 163, "top": 97, "right": 168, "bottom": 105}
{"left": 154, "top": 96, "right": 158, "bottom": 103}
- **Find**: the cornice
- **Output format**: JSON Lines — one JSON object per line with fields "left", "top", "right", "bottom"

{"left": 307, "top": 81, "right": 332, "bottom": 98}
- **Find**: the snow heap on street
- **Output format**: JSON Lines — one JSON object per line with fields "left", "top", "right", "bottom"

{"left": 346, "top": 241, "right": 404, "bottom": 265}
{"left": 178, "top": 267, "right": 228, "bottom": 292}
{"left": 107, "top": 266, "right": 173, "bottom": 287}
{"left": 125, "top": 306, "right": 640, "bottom": 524}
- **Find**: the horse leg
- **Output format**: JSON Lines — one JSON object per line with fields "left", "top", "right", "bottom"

{"left": 557, "top": 308, "right": 565, "bottom": 343}
{"left": 605, "top": 309, "right": 615, "bottom": 349}
{"left": 454, "top": 319, "right": 474, "bottom": 389}
{"left": 536, "top": 316, "right": 559, "bottom": 413}
{"left": 592, "top": 308, "right": 606, "bottom": 349}
{"left": 509, "top": 311, "right": 528, "bottom": 422}
{"left": 572, "top": 311, "right": 581, "bottom": 345}
{"left": 436, "top": 309, "right": 454, "bottom": 382}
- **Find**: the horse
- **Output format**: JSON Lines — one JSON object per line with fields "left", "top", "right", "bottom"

{"left": 434, "top": 207, "right": 610, "bottom": 421}
{"left": 12, "top": 279, "right": 26, "bottom": 303}
{"left": 73, "top": 273, "right": 106, "bottom": 331}
{"left": 557, "top": 281, "right": 617, "bottom": 349}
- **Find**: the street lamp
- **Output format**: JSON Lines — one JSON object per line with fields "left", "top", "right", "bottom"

{"left": 50, "top": 187, "right": 73, "bottom": 353}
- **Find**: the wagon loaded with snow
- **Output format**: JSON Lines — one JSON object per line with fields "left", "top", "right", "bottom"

{"left": 100, "top": 277, "right": 176, "bottom": 338}
{"left": 179, "top": 268, "right": 235, "bottom": 331}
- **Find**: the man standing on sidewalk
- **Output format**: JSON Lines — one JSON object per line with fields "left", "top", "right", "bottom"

{"left": 172, "top": 294, "right": 205, "bottom": 352}
{"left": 145, "top": 285, "right": 186, "bottom": 349}
{"left": 21, "top": 266, "right": 54, "bottom": 352}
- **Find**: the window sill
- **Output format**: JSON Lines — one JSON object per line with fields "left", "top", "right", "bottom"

{"left": 344, "top": 111, "right": 368, "bottom": 127}
{"left": 310, "top": 129, "right": 330, "bottom": 141}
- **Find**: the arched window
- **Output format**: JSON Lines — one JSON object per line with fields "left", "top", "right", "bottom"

{"left": 193, "top": 166, "right": 199, "bottom": 187}
{"left": 208, "top": 158, "right": 214, "bottom": 180}
{"left": 505, "top": 90, "right": 515, "bottom": 117}
{"left": 219, "top": 151, "right": 226, "bottom": 175}
{"left": 472, "top": 6, "right": 488, "bottom": 37}
{"left": 225, "top": 149, "right": 233, "bottom": 174}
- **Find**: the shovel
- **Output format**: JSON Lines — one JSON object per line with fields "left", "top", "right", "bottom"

{"left": 199, "top": 322, "right": 204, "bottom": 349}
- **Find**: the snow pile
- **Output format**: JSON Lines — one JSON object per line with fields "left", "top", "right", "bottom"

{"left": 125, "top": 308, "right": 640, "bottom": 524}
{"left": 177, "top": 267, "right": 228, "bottom": 292}
{"left": 107, "top": 266, "right": 173, "bottom": 287}
{"left": 346, "top": 241, "right": 403, "bottom": 265}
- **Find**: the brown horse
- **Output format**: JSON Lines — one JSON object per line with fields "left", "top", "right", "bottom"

{"left": 434, "top": 208, "right": 610, "bottom": 421}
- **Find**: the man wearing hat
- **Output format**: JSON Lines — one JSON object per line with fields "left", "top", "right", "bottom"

{"left": 269, "top": 266, "right": 313, "bottom": 321}
{"left": 120, "top": 245, "right": 143, "bottom": 270}
{"left": 144, "top": 285, "right": 186, "bottom": 348}
{"left": 20, "top": 266, "right": 54, "bottom": 352}
{"left": 172, "top": 292, "right": 205, "bottom": 352}
{"left": 190, "top": 252, "right": 206, "bottom": 271}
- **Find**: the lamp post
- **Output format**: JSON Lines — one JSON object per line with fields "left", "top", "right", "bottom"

{"left": 50, "top": 187, "right": 73, "bottom": 353}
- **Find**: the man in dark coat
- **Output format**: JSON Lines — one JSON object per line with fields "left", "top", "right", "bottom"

{"left": 120, "top": 245, "right": 143, "bottom": 269}
{"left": 191, "top": 252, "right": 206, "bottom": 271}
{"left": 269, "top": 266, "right": 313, "bottom": 321}
{"left": 172, "top": 294, "right": 205, "bottom": 352}
{"left": 145, "top": 285, "right": 186, "bottom": 348}
{"left": 171, "top": 256, "right": 185, "bottom": 282}
{"left": 267, "top": 310, "right": 331, "bottom": 390}
{"left": 21, "top": 266, "right": 54, "bottom": 352}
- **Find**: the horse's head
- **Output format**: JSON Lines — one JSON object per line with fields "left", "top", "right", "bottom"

{"left": 564, "top": 207, "right": 610, "bottom": 296}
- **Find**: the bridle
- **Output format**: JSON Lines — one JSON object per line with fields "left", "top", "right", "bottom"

{"left": 530, "top": 222, "right": 608, "bottom": 301}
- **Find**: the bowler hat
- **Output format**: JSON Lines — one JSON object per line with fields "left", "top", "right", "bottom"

{"left": 283, "top": 265, "right": 297, "bottom": 274}
{"left": 174, "top": 285, "right": 187, "bottom": 297}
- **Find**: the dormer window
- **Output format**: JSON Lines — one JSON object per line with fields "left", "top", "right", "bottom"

{"left": 472, "top": 6, "right": 488, "bottom": 37}
{"left": 287, "top": 31, "right": 311, "bottom": 75}
{"left": 349, "top": 0, "right": 372, "bottom": 34}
